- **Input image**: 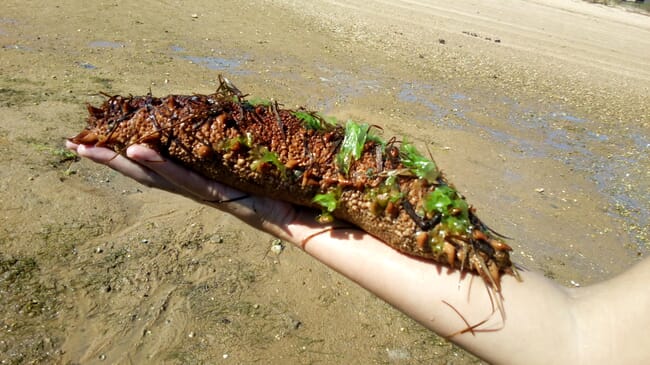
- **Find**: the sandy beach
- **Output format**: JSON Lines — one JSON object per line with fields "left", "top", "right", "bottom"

{"left": 1, "top": 0, "right": 648, "bottom": 363}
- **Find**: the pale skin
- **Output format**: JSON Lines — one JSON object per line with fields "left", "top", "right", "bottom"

{"left": 66, "top": 141, "right": 650, "bottom": 365}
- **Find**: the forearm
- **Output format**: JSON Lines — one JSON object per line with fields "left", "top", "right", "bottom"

{"left": 572, "top": 258, "right": 650, "bottom": 364}
{"left": 72, "top": 143, "right": 642, "bottom": 364}
{"left": 287, "top": 218, "right": 579, "bottom": 364}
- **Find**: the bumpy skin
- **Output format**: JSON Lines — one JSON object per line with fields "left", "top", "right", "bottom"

{"left": 70, "top": 81, "right": 518, "bottom": 290}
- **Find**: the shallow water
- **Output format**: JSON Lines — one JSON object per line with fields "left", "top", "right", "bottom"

{"left": 591, "top": 0, "right": 650, "bottom": 13}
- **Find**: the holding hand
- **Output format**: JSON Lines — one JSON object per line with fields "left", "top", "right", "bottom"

{"left": 66, "top": 141, "right": 650, "bottom": 365}
{"left": 66, "top": 141, "right": 303, "bottom": 242}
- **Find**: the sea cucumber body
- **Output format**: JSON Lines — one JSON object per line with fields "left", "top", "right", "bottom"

{"left": 72, "top": 87, "right": 516, "bottom": 288}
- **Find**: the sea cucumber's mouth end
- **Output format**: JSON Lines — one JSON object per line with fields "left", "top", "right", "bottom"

{"left": 68, "top": 130, "right": 98, "bottom": 145}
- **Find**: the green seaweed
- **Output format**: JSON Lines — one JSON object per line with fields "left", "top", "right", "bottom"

{"left": 399, "top": 142, "right": 438, "bottom": 183}
{"left": 293, "top": 111, "right": 335, "bottom": 130}
{"left": 53, "top": 148, "right": 79, "bottom": 162}
{"left": 384, "top": 171, "right": 399, "bottom": 189}
{"left": 313, "top": 189, "right": 340, "bottom": 223}
{"left": 336, "top": 120, "right": 371, "bottom": 175}
{"left": 217, "top": 133, "right": 254, "bottom": 152}
{"left": 250, "top": 147, "right": 285, "bottom": 174}
{"left": 313, "top": 192, "right": 338, "bottom": 212}
{"left": 25, "top": 138, "right": 80, "bottom": 163}
{"left": 247, "top": 97, "right": 271, "bottom": 106}
{"left": 423, "top": 185, "right": 470, "bottom": 234}
{"left": 367, "top": 170, "right": 404, "bottom": 215}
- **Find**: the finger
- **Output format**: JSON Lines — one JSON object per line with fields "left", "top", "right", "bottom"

{"left": 124, "top": 145, "right": 301, "bottom": 237}
{"left": 75, "top": 144, "right": 120, "bottom": 164}
{"left": 125, "top": 144, "right": 247, "bottom": 203}
{"left": 65, "top": 140, "right": 79, "bottom": 152}
{"left": 76, "top": 144, "right": 181, "bottom": 193}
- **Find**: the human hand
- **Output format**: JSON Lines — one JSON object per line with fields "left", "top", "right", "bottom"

{"left": 64, "top": 141, "right": 592, "bottom": 364}
{"left": 66, "top": 140, "right": 650, "bottom": 365}
{"left": 64, "top": 141, "right": 312, "bottom": 243}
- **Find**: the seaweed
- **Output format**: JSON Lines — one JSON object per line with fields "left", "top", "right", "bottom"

{"left": 293, "top": 110, "right": 335, "bottom": 131}
{"left": 400, "top": 141, "right": 438, "bottom": 183}
{"left": 250, "top": 147, "right": 285, "bottom": 175}
{"left": 247, "top": 97, "right": 271, "bottom": 107}
{"left": 312, "top": 189, "right": 341, "bottom": 223}
{"left": 423, "top": 186, "right": 470, "bottom": 235}
{"left": 336, "top": 120, "right": 371, "bottom": 175}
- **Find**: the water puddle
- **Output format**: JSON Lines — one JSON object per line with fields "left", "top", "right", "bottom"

{"left": 0, "top": 17, "right": 19, "bottom": 35}
{"left": 76, "top": 62, "right": 97, "bottom": 69}
{"left": 398, "top": 83, "right": 446, "bottom": 121}
{"left": 170, "top": 45, "right": 251, "bottom": 75}
{"left": 89, "top": 40, "right": 124, "bottom": 49}
{"left": 397, "top": 80, "right": 648, "bottom": 248}
{"left": 585, "top": 0, "right": 650, "bottom": 13}
{"left": 1, "top": 18, "right": 30, "bottom": 50}
{"left": 2, "top": 44, "right": 31, "bottom": 51}
{"left": 305, "top": 63, "right": 383, "bottom": 111}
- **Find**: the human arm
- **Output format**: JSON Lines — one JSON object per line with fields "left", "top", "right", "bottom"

{"left": 66, "top": 142, "right": 650, "bottom": 364}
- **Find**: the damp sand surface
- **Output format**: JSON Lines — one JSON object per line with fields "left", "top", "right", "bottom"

{"left": 1, "top": 1, "right": 648, "bottom": 363}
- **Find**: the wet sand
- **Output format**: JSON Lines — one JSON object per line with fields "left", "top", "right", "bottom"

{"left": 1, "top": 0, "right": 648, "bottom": 363}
